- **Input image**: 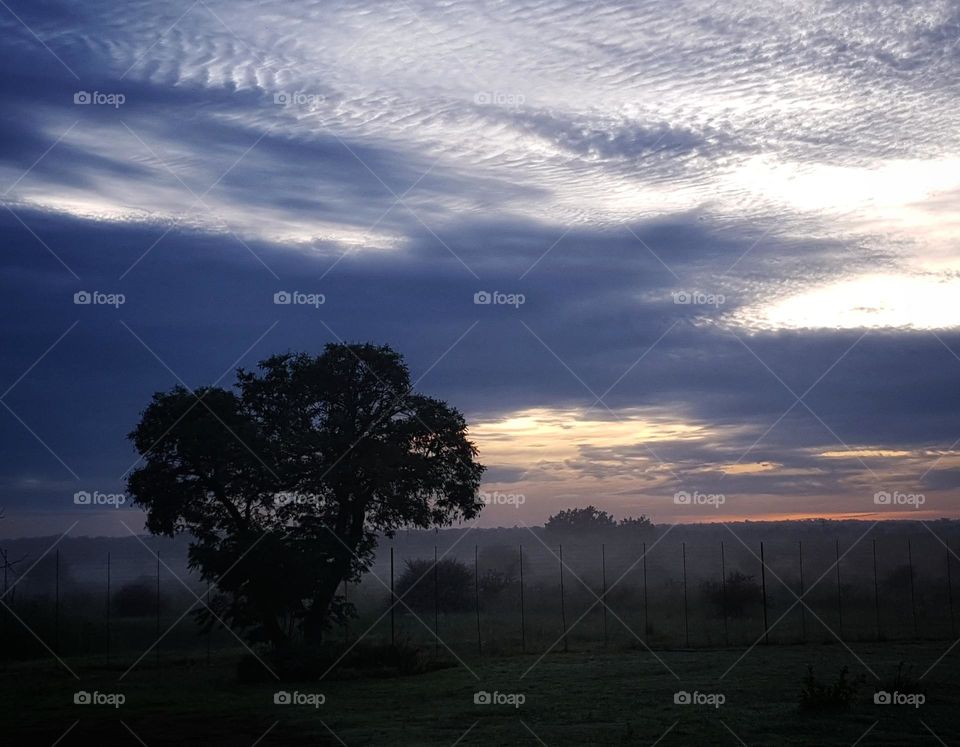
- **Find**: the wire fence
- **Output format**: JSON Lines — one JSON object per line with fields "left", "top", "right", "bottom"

{"left": 2, "top": 531, "right": 958, "bottom": 669}
{"left": 371, "top": 532, "right": 960, "bottom": 657}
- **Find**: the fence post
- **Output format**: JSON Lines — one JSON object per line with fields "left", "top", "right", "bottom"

{"left": 760, "top": 542, "right": 769, "bottom": 645}
{"left": 947, "top": 541, "right": 956, "bottom": 639}
{"left": 798, "top": 541, "right": 806, "bottom": 643}
{"left": 642, "top": 541, "right": 649, "bottom": 640}
{"left": 682, "top": 542, "right": 690, "bottom": 648}
{"left": 835, "top": 539, "right": 843, "bottom": 641}
{"left": 601, "top": 543, "right": 608, "bottom": 649}
{"left": 156, "top": 549, "right": 161, "bottom": 668}
{"left": 519, "top": 544, "right": 526, "bottom": 654}
{"left": 559, "top": 544, "right": 568, "bottom": 653}
{"left": 873, "top": 539, "right": 881, "bottom": 640}
{"left": 343, "top": 579, "right": 349, "bottom": 643}
{"left": 474, "top": 545, "right": 481, "bottom": 656}
{"left": 908, "top": 539, "right": 918, "bottom": 639}
{"left": 106, "top": 551, "right": 111, "bottom": 664}
{"left": 720, "top": 541, "right": 728, "bottom": 647}
{"left": 55, "top": 548, "right": 60, "bottom": 655}
{"left": 206, "top": 580, "right": 211, "bottom": 666}
{"left": 433, "top": 545, "right": 439, "bottom": 658}
{"left": 390, "top": 546, "right": 396, "bottom": 647}
{"left": 2, "top": 546, "right": 8, "bottom": 670}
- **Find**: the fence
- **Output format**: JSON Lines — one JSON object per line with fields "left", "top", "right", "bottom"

{"left": 2, "top": 531, "right": 958, "bottom": 668}
{"left": 370, "top": 532, "right": 959, "bottom": 657}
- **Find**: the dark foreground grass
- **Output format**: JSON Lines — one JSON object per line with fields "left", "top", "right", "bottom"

{"left": 2, "top": 641, "right": 958, "bottom": 745}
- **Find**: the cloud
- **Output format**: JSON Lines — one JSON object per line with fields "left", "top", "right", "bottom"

{"left": 1, "top": 0, "right": 959, "bottom": 529}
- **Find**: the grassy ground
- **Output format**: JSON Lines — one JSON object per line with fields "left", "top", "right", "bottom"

{"left": 2, "top": 640, "right": 958, "bottom": 745}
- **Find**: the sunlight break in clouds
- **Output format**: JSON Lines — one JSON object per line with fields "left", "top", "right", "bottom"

{"left": 736, "top": 273, "right": 960, "bottom": 331}
{"left": 1, "top": 0, "right": 960, "bottom": 529}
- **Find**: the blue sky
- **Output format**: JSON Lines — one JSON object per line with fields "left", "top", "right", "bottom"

{"left": 2, "top": 0, "right": 960, "bottom": 535}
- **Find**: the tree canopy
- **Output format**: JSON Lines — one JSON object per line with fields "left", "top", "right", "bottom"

{"left": 127, "top": 343, "right": 485, "bottom": 645}
{"left": 544, "top": 506, "right": 653, "bottom": 536}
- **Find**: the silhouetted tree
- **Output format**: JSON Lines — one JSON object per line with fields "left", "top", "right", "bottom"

{"left": 545, "top": 505, "right": 616, "bottom": 535}
{"left": 127, "top": 344, "right": 484, "bottom": 646}
{"left": 618, "top": 515, "right": 654, "bottom": 531}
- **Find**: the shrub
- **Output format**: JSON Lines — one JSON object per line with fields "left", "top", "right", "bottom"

{"left": 395, "top": 558, "right": 472, "bottom": 613}
{"left": 478, "top": 569, "right": 514, "bottom": 597}
{"left": 701, "top": 571, "right": 762, "bottom": 618}
{"left": 798, "top": 666, "right": 862, "bottom": 712}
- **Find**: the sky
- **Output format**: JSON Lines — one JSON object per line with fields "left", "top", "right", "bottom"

{"left": 1, "top": 0, "right": 959, "bottom": 536}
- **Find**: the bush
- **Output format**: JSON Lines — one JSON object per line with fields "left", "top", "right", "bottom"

{"left": 798, "top": 666, "right": 862, "bottom": 712}
{"left": 478, "top": 569, "right": 514, "bottom": 597}
{"left": 701, "top": 571, "right": 762, "bottom": 618}
{"left": 395, "top": 558, "right": 472, "bottom": 613}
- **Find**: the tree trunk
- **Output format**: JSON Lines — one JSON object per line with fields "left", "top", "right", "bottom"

{"left": 261, "top": 609, "right": 289, "bottom": 649}
{"left": 303, "top": 498, "right": 366, "bottom": 644}
{"left": 303, "top": 556, "right": 350, "bottom": 644}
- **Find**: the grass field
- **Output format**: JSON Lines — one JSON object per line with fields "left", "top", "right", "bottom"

{"left": 3, "top": 640, "right": 958, "bottom": 745}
